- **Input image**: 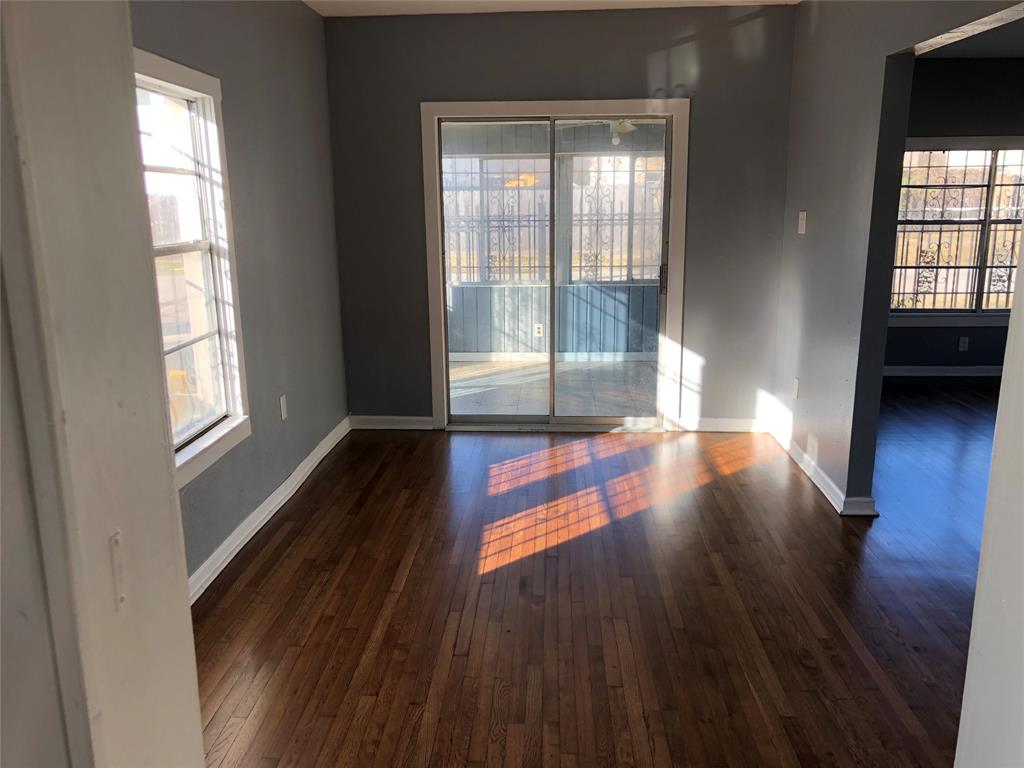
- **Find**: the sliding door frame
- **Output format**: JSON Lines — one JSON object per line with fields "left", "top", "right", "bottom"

{"left": 421, "top": 99, "right": 690, "bottom": 430}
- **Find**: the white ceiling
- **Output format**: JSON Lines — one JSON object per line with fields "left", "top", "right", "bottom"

{"left": 304, "top": 0, "right": 797, "bottom": 17}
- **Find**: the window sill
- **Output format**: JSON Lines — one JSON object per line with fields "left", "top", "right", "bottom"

{"left": 174, "top": 414, "right": 250, "bottom": 489}
{"left": 889, "top": 313, "right": 1011, "bottom": 328}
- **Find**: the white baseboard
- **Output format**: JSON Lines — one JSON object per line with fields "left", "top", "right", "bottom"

{"left": 841, "top": 496, "right": 878, "bottom": 517}
{"left": 187, "top": 416, "right": 352, "bottom": 603}
{"left": 883, "top": 365, "right": 1003, "bottom": 377}
{"left": 693, "top": 417, "right": 761, "bottom": 433}
{"left": 780, "top": 438, "right": 846, "bottom": 515}
{"left": 349, "top": 415, "right": 435, "bottom": 430}
{"left": 673, "top": 412, "right": 869, "bottom": 516}
{"left": 773, "top": 439, "right": 876, "bottom": 516}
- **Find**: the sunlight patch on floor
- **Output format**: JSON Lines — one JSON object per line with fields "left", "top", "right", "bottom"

{"left": 478, "top": 434, "right": 777, "bottom": 573}
{"left": 486, "top": 434, "right": 635, "bottom": 495}
{"left": 604, "top": 460, "right": 715, "bottom": 519}
{"left": 478, "top": 487, "right": 609, "bottom": 573}
{"left": 706, "top": 434, "right": 781, "bottom": 476}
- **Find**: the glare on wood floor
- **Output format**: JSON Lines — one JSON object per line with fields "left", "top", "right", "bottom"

{"left": 479, "top": 435, "right": 731, "bottom": 573}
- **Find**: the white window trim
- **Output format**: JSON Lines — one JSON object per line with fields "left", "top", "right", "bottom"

{"left": 134, "top": 49, "right": 250, "bottom": 488}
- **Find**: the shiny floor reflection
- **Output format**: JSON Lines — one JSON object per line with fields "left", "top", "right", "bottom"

{"left": 191, "top": 401, "right": 992, "bottom": 767}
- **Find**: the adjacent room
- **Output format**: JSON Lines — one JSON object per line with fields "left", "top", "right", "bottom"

{"left": 2, "top": 2, "right": 1022, "bottom": 767}
{"left": 866, "top": 36, "right": 1022, "bottom": 659}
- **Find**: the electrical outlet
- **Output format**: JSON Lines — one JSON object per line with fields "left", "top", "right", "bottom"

{"left": 280, "top": 394, "right": 288, "bottom": 420}
{"left": 797, "top": 210, "right": 807, "bottom": 235}
{"left": 792, "top": 377, "right": 800, "bottom": 400}
{"left": 534, "top": 323, "right": 544, "bottom": 338}
{"left": 958, "top": 336, "right": 969, "bottom": 352}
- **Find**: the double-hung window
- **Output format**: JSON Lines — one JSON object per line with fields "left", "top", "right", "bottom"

{"left": 134, "top": 50, "right": 249, "bottom": 486}
{"left": 891, "top": 148, "right": 1023, "bottom": 312}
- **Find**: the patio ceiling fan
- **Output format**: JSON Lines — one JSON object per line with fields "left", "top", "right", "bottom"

{"left": 562, "top": 118, "right": 639, "bottom": 145}
{"left": 608, "top": 119, "right": 637, "bottom": 145}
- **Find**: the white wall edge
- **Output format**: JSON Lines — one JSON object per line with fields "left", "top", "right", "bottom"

{"left": 187, "top": 416, "right": 352, "bottom": 603}
{"left": 883, "top": 365, "right": 1003, "bottom": 377}
{"left": 349, "top": 415, "right": 436, "bottom": 430}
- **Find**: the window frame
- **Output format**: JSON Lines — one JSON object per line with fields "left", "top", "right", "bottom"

{"left": 134, "top": 49, "right": 250, "bottom": 488}
{"left": 891, "top": 136, "right": 1023, "bottom": 316}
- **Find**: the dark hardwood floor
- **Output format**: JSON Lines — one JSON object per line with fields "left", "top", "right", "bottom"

{"left": 192, "top": 380, "right": 999, "bottom": 767}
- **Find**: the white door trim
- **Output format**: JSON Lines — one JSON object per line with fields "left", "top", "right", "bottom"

{"left": 420, "top": 99, "right": 690, "bottom": 430}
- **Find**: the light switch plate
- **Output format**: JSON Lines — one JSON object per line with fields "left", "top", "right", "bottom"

{"left": 798, "top": 210, "right": 807, "bottom": 235}
{"left": 958, "top": 336, "right": 969, "bottom": 352}
{"left": 280, "top": 394, "right": 288, "bottom": 420}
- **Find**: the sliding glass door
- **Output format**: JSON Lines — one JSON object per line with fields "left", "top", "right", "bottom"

{"left": 553, "top": 119, "right": 667, "bottom": 417}
{"left": 438, "top": 115, "right": 671, "bottom": 423}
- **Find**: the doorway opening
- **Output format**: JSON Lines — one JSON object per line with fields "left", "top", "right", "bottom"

{"left": 421, "top": 101, "right": 690, "bottom": 429}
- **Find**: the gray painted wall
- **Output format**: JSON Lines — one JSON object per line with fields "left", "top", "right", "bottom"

{"left": 130, "top": 1, "right": 348, "bottom": 573}
{"left": 325, "top": 5, "right": 796, "bottom": 419}
{"left": 773, "top": 1, "right": 1011, "bottom": 499}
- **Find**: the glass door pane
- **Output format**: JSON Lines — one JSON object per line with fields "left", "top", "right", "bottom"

{"left": 553, "top": 118, "right": 668, "bottom": 417}
{"left": 441, "top": 120, "right": 552, "bottom": 417}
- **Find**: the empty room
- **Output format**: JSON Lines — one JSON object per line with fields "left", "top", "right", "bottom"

{"left": 2, "top": 1, "right": 1022, "bottom": 767}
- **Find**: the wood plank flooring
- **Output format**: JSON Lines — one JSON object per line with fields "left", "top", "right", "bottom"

{"left": 193, "top": 389, "right": 994, "bottom": 767}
